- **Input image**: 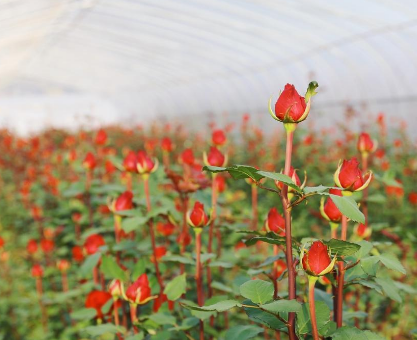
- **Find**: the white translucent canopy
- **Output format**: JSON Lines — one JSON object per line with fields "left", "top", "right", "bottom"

{"left": 1, "top": 0, "right": 417, "bottom": 134}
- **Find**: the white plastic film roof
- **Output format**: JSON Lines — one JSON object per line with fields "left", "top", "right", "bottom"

{"left": 1, "top": 0, "right": 417, "bottom": 133}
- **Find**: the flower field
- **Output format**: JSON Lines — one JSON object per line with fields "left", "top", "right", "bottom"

{"left": 0, "top": 83, "right": 416, "bottom": 340}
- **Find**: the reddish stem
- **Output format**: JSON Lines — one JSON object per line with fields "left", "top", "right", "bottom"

{"left": 62, "top": 272, "right": 68, "bottom": 292}
{"left": 195, "top": 230, "right": 205, "bottom": 340}
{"left": 308, "top": 277, "right": 320, "bottom": 340}
{"left": 336, "top": 215, "right": 348, "bottom": 328}
{"left": 180, "top": 196, "right": 189, "bottom": 274}
{"left": 143, "top": 177, "right": 164, "bottom": 291}
{"left": 114, "top": 300, "right": 123, "bottom": 340}
{"left": 36, "top": 278, "right": 48, "bottom": 332}
{"left": 130, "top": 304, "right": 138, "bottom": 334}
{"left": 207, "top": 173, "right": 218, "bottom": 299}
{"left": 273, "top": 245, "right": 279, "bottom": 299}
{"left": 280, "top": 128, "right": 297, "bottom": 340}
{"left": 93, "top": 265, "right": 99, "bottom": 286}
{"left": 251, "top": 183, "right": 258, "bottom": 230}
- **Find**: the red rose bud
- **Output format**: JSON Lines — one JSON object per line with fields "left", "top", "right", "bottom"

{"left": 204, "top": 146, "right": 227, "bottom": 167}
{"left": 83, "top": 152, "right": 97, "bottom": 170}
{"left": 187, "top": 202, "right": 209, "bottom": 228}
{"left": 27, "top": 239, "right": 38, "bottom": 254}
{"left": 334, "top": 157, "right": 372, "bottom": 192}
{"left": 31, "top": 206, "right": 43, "bottom": 221}
{"left": 275, "top": 259, "right": 287, "bottom": 278}
{"left": 269, "top": 82, "right": 318, "bottom": 125}
{"left": 212, "top": 129, "right": 227, "bottom": 146}
{"left": 265, "top": 208, "right": 285, "bottom": 236}
{"left": 302, "top": 241, "right": 336, "bottom": 276}
{"left": 85, "top": 290, "right": 112, "bottom": 319}
{"left": 152, "top": 246, "right": 167, "bottom": 262}
{"left": 95, "top": 129, "right": 107, "bottom": 145}
{"left": 108, "top": 279, "right": 124, "bottom": 299}
{"left": 125, "top": 274, "right": 153, "bottom": 305}
{"left": 320, "top": 189, "right": 343, "bottom": 223}
{"left": 72, "top": 246, "right": 84, "bottom": 262}
{"left": 235, "top": 241, "right": 246, "bottom": 251}
{"left": 0, "top": 237, "right": 4, "bottom": 249}
{"left": 385, "top": 180, "right": 404, "bottom": 198}
{"left": 84, "top": 234, "right": 105, "bottom": 255}
{"left": 137, "top": 151, "right": 158, "bottom": 175}
{"left": 177, "top": 232, "right": 192, "bottom": 248}
{"left": 161, "top": 137, "right": 173, "bottom": 152}
{"left": 123, "top": 151, "right": 138, "bottom": 173}
{"left": 275, "top": 166, "right": 303, "bottom": 191}
{"left": 31, "top": 264, "right": 44, "bottom": 278}
{"left": 354, "top": 223, "right": 371, "bottom": 239}
{"left": 57, "top": 259, "right": 71, "bottom": 272}
{"left": 105, "top": 160, "right": 116, "bottom": 174}
{"left": 408, "top": 192, "right": 417, "bottom": 206}
{"left": 72, "top": 212, "right": 82, "bottom": 223}
{"left": 357, "top": 132, "right": 377, "bottom": 155}
{"left": 214, "top": 175, "right": 227, "bottom": 193}
{"left": 157, "top": 221, "right": 176, "bottom": 236}
{"left": 40, "top": 239, "right": 55, "bottom": 253}
{"left": 180, "top": 148, "right": 195, "bottom": 165}
{"left": 114, "top": 191, "right": 133, "bottom": 211}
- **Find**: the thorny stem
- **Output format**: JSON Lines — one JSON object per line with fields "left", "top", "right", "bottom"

{"left": 113, "top": 300, "right": 123, "bottom": 340}
{"left": 280, "top": 128, "right": 297, "bottom": 340}
{"left": 308, "top": 276, "right": 320, "bottom": 340}
{"left": 336, "top": 214, "right": 348, "bottom": 328}
{"left": 251, "top": 183, "right": 258, "bottom": 230}
{"left": 207, "top": 173, "right": 218, "bottom": 299}
{"left": 36, "top": 278, "right": 48, "bottom": 332}
{"left": 143, "top": 177, "right": 164, "bottom": 291}
{"left": 180, "top": 195, "right": 189, "bottom": 274}
{"left": 195, "top": 230, "right": 205, "bottom": 340}
{"left": 130, "top": 304, "right": 138, "bottom": 334}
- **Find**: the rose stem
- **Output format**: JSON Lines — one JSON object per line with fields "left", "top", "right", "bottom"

{"left": 180, "top": 195, "right": 189, "bottom": 275}
{"left": 62, "top": 272, "right": 68, "bottom": 292}
{"left": 126, "top": 172, "right": 132, "bottom": 191}
{"left": 280, "top": 127, "right": 297, "bottom": 340}
{"left": 129, "top": 304, "right": 138, "bottom": 334}
{"left": 86, "top": 170, "right": 93, "bottom": 226}
{"left": 195, "top": 229, "right": 205, "bottom": 340}
{"left": 143, "top": 176, "right": 164, "bottom": 291}
{"left": 114, "top": 215, "right": 122, "bottom": 264}
{"left": 336, "top": 214, "right": 348, "bottom": 327}
{"left": 207, "top": 173, "right": 218, "bottom": 299}
{"left": 361, "top": 153, "right": 369, "bottom": 225}
{"left": 273, "top": 244, "right": 279, "bottom": 299}
{"left": 251, "top": 182, "right": 258, "bottom": 230}
{"left": 36, "top": 278, "right": 48, "bottom": 332}
{"left": 308, "top": 276, "right": 320, "bottom": 340}
{"left": 114, "top": 300, "right": 122, "bottom": 340}
{"left": 93, "top": 265, "right": 99, "bottom": 286}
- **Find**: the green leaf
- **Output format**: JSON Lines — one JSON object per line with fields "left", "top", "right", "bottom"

{"left": 101, "top": 255, "right": 127, "bottom": 281}
{"left": 80, "top": 252, "right": 101, "bottom": 277}
{"left": 203, "top": 164, "right": 264, "bottom": 182}
{"left": 394, "top": 281, "right": 417, "bottom": 294}
{"left": 354, "top": 241, "right": 373, "bottom": 259}
{"left": 330, "top": 326, "right": 368, "bottom": 340}
{"left": 305, "top": 80, "right": 319, "bottom": 103}
{"left": 329, "top": 194, "right": 365, "bottom": 223}
{"left": 378, "top": 254, "right": 406, "bottom": 274}
{"left": 360, "top": 256, "right": 380, "bottom": 276}
{"left": 323, "top": 239, "right": 361, "bottom": 256}
{"left": 189, "top": 300, "right": 242, "bottom": 312}
{"left": 240, "top": 279, "right": 274, "bottom": 304}
{"left": 363, "top": 330, "right": 387, "bottom": 340}
{"left": 211, "top": 281, "right": 233, "bottom": 293}
{"left": 304, "top": 185, "right": 334, "bottom": 194}
{"left": 296, "top": 301, "right": 331, "bottom": 336}
{"left": 71, "top": 308, "right": 96, "bottom": 320}
{"left": 357, "top": 280, "right": 383, "bottom": 294}
{"left": 257, "top": 171, "right": 302, "bottom": 192}
{"left": 374, "top": 277, "right": 402, "bottom": 302}
{"left": 161, "top": 255, "right": 194, "bottom": 265}
{"left": 131, "top": 258, "right": 146, "bottom": 280}
{"left": 163, "top": 273, "right": 186, "bottom": 301}
{"left": 122, "top": 216, "right": 148, "bottom": 233}
{"left": 147, "top": 312, "right": 176, "bottom": 325}
{"left": 224, "top": 325, "right": 264, "bottom": 340}
{"left": 245, "top": 236, "right": 286, "bottom": 247}
{"left": 243, "top": 300, "right": 286, "bottom": 330}
{"left": 260, "top": 299, "right": 302, "bottom": 314}
{"left": 84, "top": 324, "right": 125, "bottom": 337}
{"left": 125, "top": 334, "right": 145, "bottom": 340}
{"left": 171, "top": 317, "right": 199, "bottom": 331}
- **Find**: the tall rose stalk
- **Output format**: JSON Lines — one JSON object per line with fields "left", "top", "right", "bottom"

{"left": 269, "top": 82, "right": 318, "bottom": 339}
